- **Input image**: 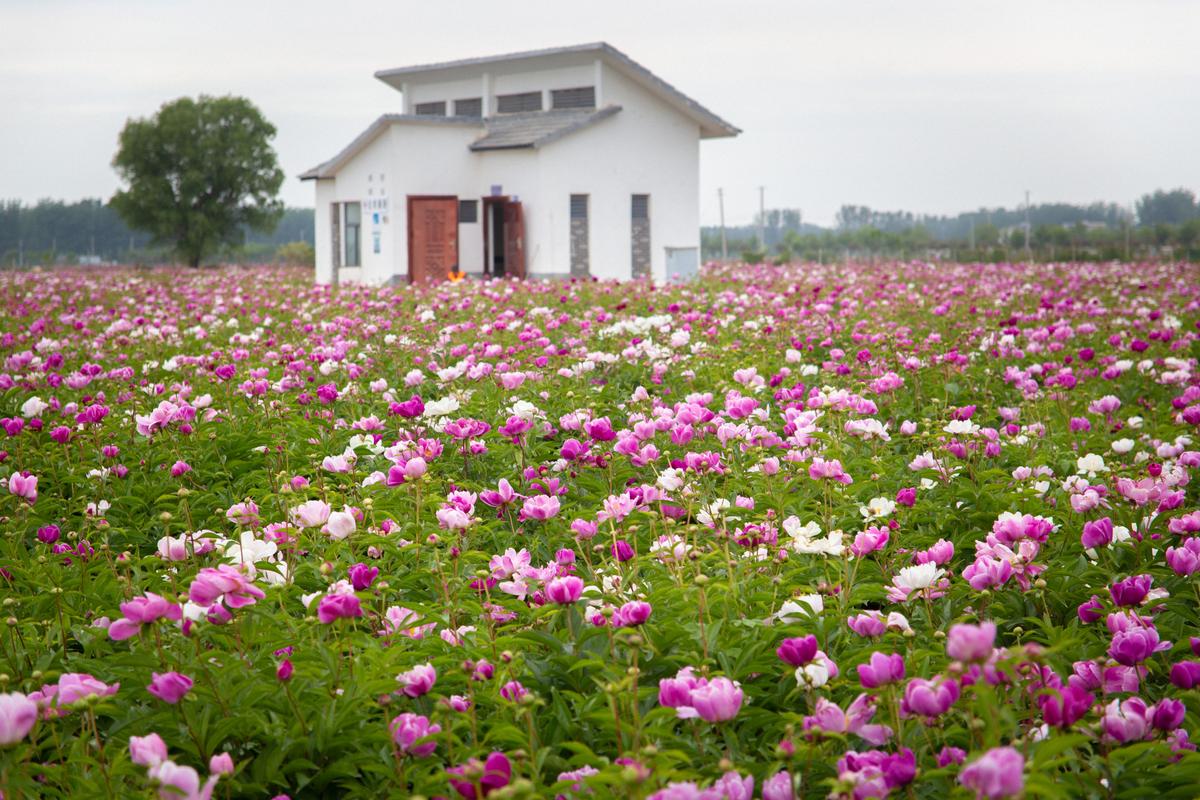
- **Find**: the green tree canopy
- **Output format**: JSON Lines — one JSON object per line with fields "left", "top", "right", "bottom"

{"left": 1136, "top": 188, "right": 1198, "bottom": 226}
{"left": 110, "top": 95, "right": 284, "bottom": 267}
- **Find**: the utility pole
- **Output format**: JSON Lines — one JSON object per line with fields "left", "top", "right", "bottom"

{"left": 969, "top": 221, "right": 975, "bottom": 251}
{"left": 718, "top": 188, "right": 728, "bottom": 261}
{"left": 757, "top": 186, "right": 765, "bottom": 251}
{"left": 1024, "top": 190, "right": 1032, "bottom": 259}
{"left": 1125, "top": 201, "right": 1133, "bottom": 260}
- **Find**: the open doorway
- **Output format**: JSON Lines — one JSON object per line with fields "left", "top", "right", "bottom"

{"left": 482, "top": 196, "right": 525, "bottom": 279}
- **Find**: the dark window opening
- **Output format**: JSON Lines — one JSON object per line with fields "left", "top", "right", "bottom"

{"left": 632, "top": 194, "right": 650, "bottom": 220}
{"left": 496, "top": 91, "right": 542, "bottom": 114}
{"left": 414, "top": 101, "right": 447, "bottom": 116}
{"left": 344, "top": 202, "right": 362, "bottom": 267}
{"left": 570, "top": 194, "right": 589, "bottom": 220}
{"left": 454, "top": 98, "right": 482, "bottom": 118}
{"left": 459, "top": 200, "right": 478, "bottom": 223}
{"left": 490, "top": 203, "right": 506, "bottom": 276}
{"left": 552, "top": 87, "right": 596, "bottom": 110}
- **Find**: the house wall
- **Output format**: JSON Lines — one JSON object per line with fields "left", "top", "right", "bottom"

{"left": 314, "top": 179, "right": 335, "bottom": 283}
{"left": 534, "top": 63, "right": 700, "bottom": 282}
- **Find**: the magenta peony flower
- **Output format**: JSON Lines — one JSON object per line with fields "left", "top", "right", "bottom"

{"left": 347, "top": 562, "right": 379, "bottom": 591}
{"left": 317, "top": 594, "right": 363, "bottom": 624}
{"left": 614, "top": 600, "right": 652, "bottom": 627}
{"left": 397, "top": 663, "right": 437, "bottom": 698}
{"left": 1081, "top": 517, "right": 1114, "bottom": 549}
{"left": 1038, "top": 684, "right": 1094, "bottom": 728}
{"left": 776, "top": 635, "right": 819, "bottom": 667}
{"left": 446, "top": 751, "right": 511, "bottom": 799}
{"left": 1109, "top": 574, "right": 1152, "bottom": 607}
{"left": 390, "top": 712, "right": 441, "bottom": 757}
{"left": 857, "top": 651, "right": 905, "bottom": 688}
{"left": 1108, "top": 625, "right": 1165, "bottom": 666}
{"left": 147, "top": 672, "right": 193, "bottom": 704}
{"left": 901, "top": 676, "right": 959, "bottom": 719}
{"left": 545, "top": 575, "right": 584, "bottom": 605}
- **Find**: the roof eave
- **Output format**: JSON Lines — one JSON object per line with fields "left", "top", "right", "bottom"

{"left": 468, "top": 143, "right": 536, "bottom": 152}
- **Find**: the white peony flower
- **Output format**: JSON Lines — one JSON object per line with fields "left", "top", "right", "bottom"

{"left": 21, "top": 396, "right": 48, "bottom": 418}
{"left": 795, "top": 660, "right": 830, "bottom": 688}
{"left": 893, "top": 563, "right": 944, "bottom": 592}
{"left": 860, "top": 497, "right": 896, "bottom": 520}
{"left": 774, "top": 594, "right": 824, "bottom": 624}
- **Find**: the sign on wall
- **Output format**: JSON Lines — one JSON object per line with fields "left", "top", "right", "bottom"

{"left": 366, "top": 198, "right": 387, "bottom": 255}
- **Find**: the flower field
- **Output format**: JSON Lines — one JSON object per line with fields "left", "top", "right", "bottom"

{"left": 3, "top": 261, "right": 1200, "bottom": 799}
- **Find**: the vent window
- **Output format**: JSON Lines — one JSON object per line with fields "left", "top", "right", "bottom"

{"left": 570, "top": 194, "right": 589, "bottom": 220}
{"left": 496, "top": 91, "right": 542, "bottom": 114}
{"left": 454, "top": 97, "right": 482, "bottom": 118}
{"left": 414, "top": 101, "right": 446, "bottom": 116}
{"left": 632, "top": 194, "right": 650, "bottom": 220}
{"left": 552, "top": 87, "right": 596, "bottom": 110}
{"left": 458, "top": 200, "right": 478, "bottom": 223}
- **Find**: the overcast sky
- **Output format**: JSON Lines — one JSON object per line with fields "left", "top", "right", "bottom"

{"left": 3, "top": 0, "right": 1198, "bottom": 226}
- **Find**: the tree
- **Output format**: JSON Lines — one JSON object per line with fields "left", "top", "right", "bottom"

{"left": 111, "top": 95, "right": 284, "bottom": 267}
{"left": 1136, "top": 188, "right": 1198, "bottom": 226}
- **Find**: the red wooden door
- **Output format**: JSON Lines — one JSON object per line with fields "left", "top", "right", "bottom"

{"left": 407, "top": 196, "right": 458, "bottom": 283}
{"left": 503, "top": 201, "right": 525, "bottom": 279}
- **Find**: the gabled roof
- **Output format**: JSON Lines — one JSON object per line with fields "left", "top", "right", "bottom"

{"left": 374, "top": 42, "right": 739, "bottom": 139}
{"left": 469, "top": 106, "right": 621, "bottom": 151}
{"left": 299, "top": 114, "right": 479, "bottom": 180}
{"left": 299, "top": 106, "right": 624, "bottom": 179}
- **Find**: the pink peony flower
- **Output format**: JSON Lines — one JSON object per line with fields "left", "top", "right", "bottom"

{"left": 397, "top": 663, "right": 437, "bottom": 698}
{"left": 0, "top": 692, "right": 38, "bottom": 745}
{"left": 390, "top": 712, "right": 441, "bottom": 757}
{"left": 958, "top": 747, "right": 1025, "bottom": 799}
{"left": 147, "top": 672, "right": 193, "bottom": 704}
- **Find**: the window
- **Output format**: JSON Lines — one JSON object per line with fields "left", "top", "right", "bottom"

{"left": 414, "top": 101, "right": 447, "bottom": 116}
{"left": 632, "top": 194, "right": 650, "bottom": 220}
{"left": 454, "top": 97, "right": 482, "bottom": 118}
{"left": 570, "top": 195, "right": 589, "bottom": 277}
{"left": 496, "top": 91, "right": 542, "bottom": 114}
{"left": 631, "top": 195, "right": 650, "bottom": 278}
{"left": 552, "top": 86, "right": 596, "bottom": 110}
{"left": 459, "top": 199, "right": 478, "bottom": 223}
{"left": 344, "top": 202, "right": 361, "bottom": 267}
{"left": 570, "top": 194, "right": 589, "bottom": 220}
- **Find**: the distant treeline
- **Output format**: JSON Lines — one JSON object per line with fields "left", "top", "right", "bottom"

{"left": 703, "top": 188, "right": 1200, "bottom": 262}
{"left": 0, "top": 199, "right": 315, "bottom": 266}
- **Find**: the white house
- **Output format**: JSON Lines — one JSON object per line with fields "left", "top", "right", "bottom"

{"left": 301, "top": 42, "right": 739, "bottom": 285}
